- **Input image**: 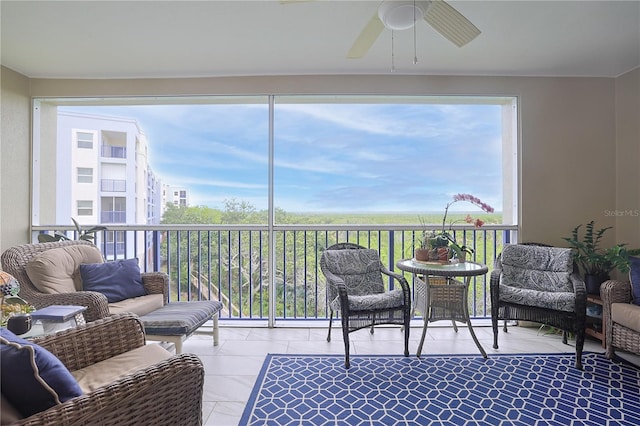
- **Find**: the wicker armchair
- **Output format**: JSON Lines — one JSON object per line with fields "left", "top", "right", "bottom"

{"left": 320, "top": 243, "right": 411, "bottom": 368}
{"left": 4, "top": 313, "right": 204, "bottom": 426}
{"left": 490, "top": 244, "right": 587, "bottom": 369}
{"left": 601, "top": 279, "right": 640, "bottom": 359}
{"left": 1, "top": 240, "right": 168, "bottom": 322}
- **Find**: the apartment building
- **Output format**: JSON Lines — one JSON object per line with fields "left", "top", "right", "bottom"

{"left": 162, "top": 184, "right": 190, "bottom": 209}
{"left": 57, "top": 111, "right": 163, "bottom": 260}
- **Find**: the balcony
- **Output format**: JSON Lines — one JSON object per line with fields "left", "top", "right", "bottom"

{"left": 101, "top": 144, "right": 126, "bottom": 159}
{"left": 32, "top": 224, "right": 517, "bottom": 323}
{"left": 100, "top": 210, "right": 126, "bottom": 223}
{"left": 101, "top": 179, "right": 126, "bottom": 192}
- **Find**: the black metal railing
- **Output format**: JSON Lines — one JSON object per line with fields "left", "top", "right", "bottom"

{"left": 32, "top": 224, "right": 518, "bottom": 323}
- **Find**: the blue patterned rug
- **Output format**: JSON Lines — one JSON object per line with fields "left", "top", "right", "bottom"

{"left": 240, "top": 353, "right": 640, "bottom": 425}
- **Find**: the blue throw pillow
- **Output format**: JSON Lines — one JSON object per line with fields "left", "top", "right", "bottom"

{"left": 629, "top": 256, "right": 640, "bottom": 306}
{"left": 0, "top": 328, "right": 83, "bottom": 417}
{"left": 80, "top": 258, "right": 147, "bottom": 303}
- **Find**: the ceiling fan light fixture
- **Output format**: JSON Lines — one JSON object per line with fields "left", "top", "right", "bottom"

{"left": 378, "top": 1, "right": 430, "bottom": 31}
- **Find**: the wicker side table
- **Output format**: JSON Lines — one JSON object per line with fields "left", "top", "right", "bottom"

{"left": 396, "top": 259, "right": 489, "bottom": 358}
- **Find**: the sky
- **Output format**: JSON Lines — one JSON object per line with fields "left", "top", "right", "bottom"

{"left": 61, "top": 98, "right": 504, "bottom": 214}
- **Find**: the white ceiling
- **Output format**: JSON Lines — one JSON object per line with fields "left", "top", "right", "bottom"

{"left": 2, "top": 0, "right": 639, "bottom": 79}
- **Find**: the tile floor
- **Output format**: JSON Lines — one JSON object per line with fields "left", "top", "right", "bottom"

{"left": 178, "top": 322, "right": 638, "bottom": 426}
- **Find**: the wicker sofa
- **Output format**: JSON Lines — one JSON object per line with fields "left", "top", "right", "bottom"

{"left": 1, "top": 313, "right": 204, "bottom": 426}
{"left": 1, "top": 240, "right": 169, "bottom": 322}
{"left": 601, "top": 279, "right": 640, "bottom": 359}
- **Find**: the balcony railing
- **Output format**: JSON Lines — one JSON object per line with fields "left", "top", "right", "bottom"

{"left": 32, "top": 224, "right": 518, "bottom": 323}
{"left": 101, "top": 145, "right": 126, "bottom": 159}
{"left": 101, "top": 179, "right": 126, "bottom": 192}
{"left": 100, "top": 211, "right": 126, "bottom": 223}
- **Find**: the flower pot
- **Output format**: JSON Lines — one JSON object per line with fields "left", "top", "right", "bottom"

{"left": 584, "top": 274, "right": 609, "bottom": 295}
{"left": 437, "top": 247, "right": 450, "bottom": 262}
{"left": 414, "top": 248, "right": 430, "bottom": 261}
{"left": 7, "top": 313, "right": 32, "bottom": 335}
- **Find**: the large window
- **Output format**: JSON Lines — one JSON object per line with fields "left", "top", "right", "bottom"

{"left": 272, "top": 96, "right": 511, "bottom": 223}
{"left": 32, "top": 95, "right": 516, "bottom": 227}
{"left": 32, "top": 95, "right": 517, "bottom": 323}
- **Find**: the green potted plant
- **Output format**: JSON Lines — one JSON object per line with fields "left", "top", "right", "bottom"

{"left": 563, "top": 221, "right": 640, "bottom": 294}
{"left": 448, "top": 240, "right": 474, "bottom": 263}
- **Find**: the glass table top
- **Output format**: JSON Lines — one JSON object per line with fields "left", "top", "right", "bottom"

{"left": 396, "top": 258, "right": 488, "bottom": 276}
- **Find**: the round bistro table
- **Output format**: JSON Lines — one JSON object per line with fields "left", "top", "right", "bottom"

{"left": 396, "top": 258, "right": 489, "bottom": 358}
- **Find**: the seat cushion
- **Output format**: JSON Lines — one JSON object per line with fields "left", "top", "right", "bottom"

{"left": 108, "top": 293, "right": 164, "bottom": 316}
{"left": 140, "top": 301, "right": 223, "bottom": 336}
{"left": 25, "top": 245, "right": 104, "bottom": 294}
{"left": 611, "top": 302, "right": 640, "bottom": 333}
{"left": 337, "top": 288, "right": 405, "bottom": 312}
{"left": 500, "top": 245, "right": 573, "bottom": 293}
{"left": 0, "top": 329, "right": 83, "bottom": 417}
{"left": 498, "top": 284, "right": 576, "bottom": 312}
{"left": 71, "top": 344, "right": 172, "bottom": 393}
{"left": 80, "top": 258, "right": 147, "bottom": 303}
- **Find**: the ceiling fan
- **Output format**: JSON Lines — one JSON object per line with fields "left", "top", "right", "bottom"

{"left": 347, "top": 0, "right": 480, "bottom": 59}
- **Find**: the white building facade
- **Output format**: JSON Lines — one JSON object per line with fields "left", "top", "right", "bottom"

{"left": 57, "top": 111, "right": 164, "bottom": 262}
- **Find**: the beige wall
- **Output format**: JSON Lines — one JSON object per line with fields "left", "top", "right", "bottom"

{"left": 1, "top": 66, "right": 638, "bottom": 253}
{"left": 614, "top": 68, "right": 640, "bottom": 254}
{"left": 0, "top": 67, "right": 31, "bottom": 250}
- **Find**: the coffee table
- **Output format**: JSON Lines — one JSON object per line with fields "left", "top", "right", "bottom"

{"left": 22, "top": 305, "right": 87, "bottom": 338}
{"left": 396, "top": 259, "right": 489, "bottom": 358}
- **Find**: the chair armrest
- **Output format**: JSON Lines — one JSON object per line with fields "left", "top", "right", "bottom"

{"left": 600, "top": 279, "right": 631, "bottom": 350}
{"left": 31, "top": 313, "right": 146, "bottom": 371}
{"left": 569, "top": 272, "right": 587, "bottom": 318}
{"left": 27, "top": 291, "right": 110, "bottom": 323}
{"left": 142, "top": 272, "right": 170, "bottom": 304}
{"left": 381, "top": 268, "right": 411, "bottom": 293}
{"left": 382, "top": 268, "right": 411, "bottom": 309}
{"left": 600, "top": 279, "right": 631, "bottom": 305}
{"left": 16, "top": 353, "right": 204, "bottom": 426}
{"left": 489, "top": 266, "right": 502, "bottom": 309}
{"left": 489, "top": 269, "right": 501, "bottom": 288}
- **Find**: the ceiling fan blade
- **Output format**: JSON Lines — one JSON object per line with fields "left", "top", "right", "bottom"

{"left": 424, "top": 0, "right": 480, "bottom": 47}
{"left": 347, "top": 13, "right": 385, "bottom": 59}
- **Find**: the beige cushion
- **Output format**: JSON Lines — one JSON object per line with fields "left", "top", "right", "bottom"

{"left": 71, "top": 344, "right": 172, "bottom": 393}
{"left": 611, "top": 302, "right": 640, "bottom": 333}
{"left": 25, "top": 245, "right": 104, "bottom": 294}
{"left": 108, "top": 293, "right": 164, "bottom": 316}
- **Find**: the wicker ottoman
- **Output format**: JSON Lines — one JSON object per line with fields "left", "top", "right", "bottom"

{"left": 140, "top": 301, "right": 223, "bottom": 353}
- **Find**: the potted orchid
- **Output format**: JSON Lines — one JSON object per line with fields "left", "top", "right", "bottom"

{"left": 416, "top": 194, "right": 494, "bottom": 262}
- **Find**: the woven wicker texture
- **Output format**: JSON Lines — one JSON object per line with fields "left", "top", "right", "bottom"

{"left": 320, "top": 243, "right": 411, "bottom": 368}
{"left": 1, "top": 241, "right": 169, "bottom": 322}
{"left": 490, "top": 243, "right": 587, "bottom": 369}
{"left": 601, "top": 279, "right": 640, "bottom": 358}
{"left": 13, "top": 313, "right": 204, "bottom": 426}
